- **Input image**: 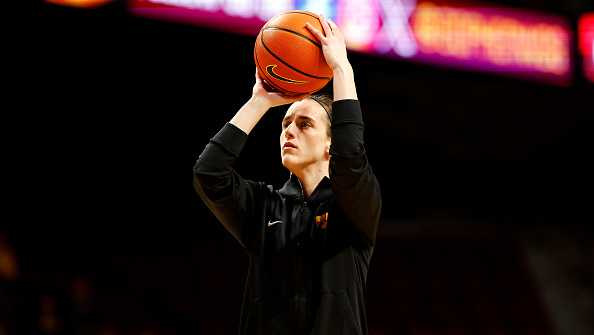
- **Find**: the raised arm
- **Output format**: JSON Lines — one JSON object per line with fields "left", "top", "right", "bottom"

{"left": 306, "top": 16, "right": 382, "bottom": 244}
{"left": 230, "top": 71, "right": 303, "bottom": 134}
{"left": 305, "top": 15, "right": 357, "bottom": 101}
{"left": 193, "top": 71, "right": 303, "bottom": 249}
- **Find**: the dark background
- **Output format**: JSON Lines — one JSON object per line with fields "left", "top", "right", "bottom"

{"left": 2, "top": 0, "right": 592, "bottom": 334}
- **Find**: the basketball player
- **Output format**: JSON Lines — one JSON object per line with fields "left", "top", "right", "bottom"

{"left": 193, "top": 15, "right": 381, "bottom": 335}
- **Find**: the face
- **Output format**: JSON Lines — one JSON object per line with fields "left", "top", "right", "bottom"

{"left": 280, "top": 98, "right": 331, "bottom": 172}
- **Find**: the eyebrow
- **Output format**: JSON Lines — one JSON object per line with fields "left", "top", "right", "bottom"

{"left": 282, "top": 114, "right": 316, "bottom": 124}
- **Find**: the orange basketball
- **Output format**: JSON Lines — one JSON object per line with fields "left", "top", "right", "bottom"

{"left": 254, "top": 10, "right": 332, "bottom": 95}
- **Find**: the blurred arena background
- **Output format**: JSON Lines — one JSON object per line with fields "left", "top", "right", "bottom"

{"left": 5, "top": 0, "right": 593, "bottom": 334}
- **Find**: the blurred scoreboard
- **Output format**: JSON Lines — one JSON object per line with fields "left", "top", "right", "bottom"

{"left": 579, "top": 13, "right": 594, "bottom": 83}
{"left": 129, "top": 0, "right": 572, "bottom": 86}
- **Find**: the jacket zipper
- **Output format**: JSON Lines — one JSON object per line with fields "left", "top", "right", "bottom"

{"left": 296, "top": 177, "right": 307, "bottom": 207}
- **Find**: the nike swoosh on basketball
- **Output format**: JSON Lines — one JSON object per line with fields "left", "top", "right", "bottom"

{"left": 266, "top": 65, "right": 307, "bottom": 84}
{"left": 267, "top": 220, "right": 282, "bottom": 227}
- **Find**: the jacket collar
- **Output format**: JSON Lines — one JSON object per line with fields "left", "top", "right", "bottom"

{"left": 279, "top": 173, "right": 333, "bottom": 203}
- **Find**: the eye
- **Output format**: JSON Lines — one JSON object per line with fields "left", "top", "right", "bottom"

{"left": 300, "top": 121, "right": 311, "bottom": 128}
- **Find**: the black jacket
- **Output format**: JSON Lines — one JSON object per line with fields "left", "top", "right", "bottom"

{"left": 193, "top": 99, "right": 382, "bottom": 335}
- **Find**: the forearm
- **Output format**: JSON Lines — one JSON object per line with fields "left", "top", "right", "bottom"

{"left": 193, "top": 122, "right": 250, "bottom": 242}
{"left": 330, "top": 100, "right": 381, "bottom": 243}
{"left": 229, "top": 97, "right": 270, "bottom": 135}
{"left": 332, "top": 64, "right": 358, "bottom": 101}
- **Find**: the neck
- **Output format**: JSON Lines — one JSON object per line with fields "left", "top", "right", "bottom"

{"left": 293, "top": 162, "right": 329, "bottom": 199}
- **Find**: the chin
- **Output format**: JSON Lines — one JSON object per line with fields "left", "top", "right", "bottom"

{"left": 281, "top": 156, "right": 299, "bottom": 171}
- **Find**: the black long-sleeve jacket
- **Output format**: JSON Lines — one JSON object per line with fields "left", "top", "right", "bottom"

{"left": 193, "top": 99, "right": 382, "bottom": 335}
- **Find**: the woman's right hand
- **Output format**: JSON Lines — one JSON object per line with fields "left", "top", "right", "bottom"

{"left": 230, "top": 70, "right": 307, "bottom": 135}
{"left": 251, "top": 70, "right": 306, "bottom": 109}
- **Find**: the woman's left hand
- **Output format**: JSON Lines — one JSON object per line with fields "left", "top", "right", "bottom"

{"left": 305, "top": 15, "right": 350, "bottom": 72}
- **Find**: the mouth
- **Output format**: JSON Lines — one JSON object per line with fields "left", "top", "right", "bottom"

{"left": 283, "top": 142, "right": 297, "bottom": 150}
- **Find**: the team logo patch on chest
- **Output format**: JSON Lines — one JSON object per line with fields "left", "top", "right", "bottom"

{"left": 315, "top": 212, "right": 329, "bottom": 229}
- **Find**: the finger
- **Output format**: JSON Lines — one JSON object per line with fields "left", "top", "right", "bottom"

{"left": 280, "top": 92, "right": 307, "bottom": 102}
{"left": 319, "top": 15, "right": 333, "bottom": 37}
{"left": 270, "top": 94, "right": 301, "bottom": 106}
{"left": 327, "top": 19, "right": 338, "bottom": 33}
{"left": 305, "top": 22, "right": 325, "bottom": 42}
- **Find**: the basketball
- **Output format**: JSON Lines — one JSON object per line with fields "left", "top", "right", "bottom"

{"left": 254, "top": 10, "right": 333, "bottom": 95}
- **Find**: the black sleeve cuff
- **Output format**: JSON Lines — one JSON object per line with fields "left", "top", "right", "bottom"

{"left": 210, "top": 122, "right": 249, "bottom": 157}
{"left": 331, "top": 99, "right": 363, "bottom": 126}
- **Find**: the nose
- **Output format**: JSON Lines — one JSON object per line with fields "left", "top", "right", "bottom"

{"left": 283, "top": 122, "right": 296, "bottom": 139}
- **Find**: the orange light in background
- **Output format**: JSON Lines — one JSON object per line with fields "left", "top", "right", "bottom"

{"left": 45, "top": 0, "right": 113, "bottom": 8}
{"left": 412, "top": 2, "right": 570, "bottom": 76}
{"left": 0, "top": 234, "right": 18, "bottom": 281}
{"left": 39, "top": 295, "right": 61, "bottom": 334}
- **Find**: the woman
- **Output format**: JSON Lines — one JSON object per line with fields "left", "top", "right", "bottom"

{"left": 194, "top": 15, "right": 382, "bottom": 335}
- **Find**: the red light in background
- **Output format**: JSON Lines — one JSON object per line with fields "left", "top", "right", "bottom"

{"left": 578, "top": 13, "right": 594, "bottom": 82}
